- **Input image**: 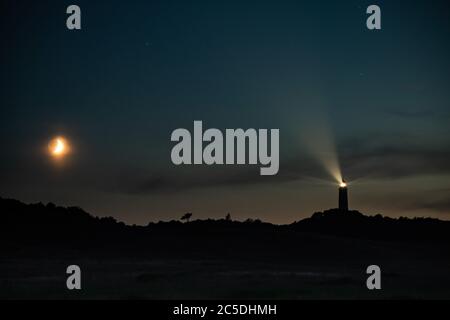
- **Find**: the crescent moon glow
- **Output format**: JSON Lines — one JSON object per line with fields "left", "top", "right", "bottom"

{"left": 49, "top": 137, "right": 69, "bottom": 158}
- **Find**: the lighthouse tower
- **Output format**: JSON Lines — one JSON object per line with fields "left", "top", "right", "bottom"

{"left": 338, "top": 180, "right": 348, "bottom": 212}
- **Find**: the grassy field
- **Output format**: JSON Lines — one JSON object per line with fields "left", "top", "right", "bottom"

{"left": 2, "top": 254, "right": 450, "bottom": 299}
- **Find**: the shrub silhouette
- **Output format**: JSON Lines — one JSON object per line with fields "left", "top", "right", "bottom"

{"left": 181, "top": 212, "right": 192, "bottom": 223}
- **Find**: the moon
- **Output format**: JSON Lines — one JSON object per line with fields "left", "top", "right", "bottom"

{"left": 49, "top": 137, "right": 69, "bottom": 158}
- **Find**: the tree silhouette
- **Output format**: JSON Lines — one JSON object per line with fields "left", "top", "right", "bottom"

{"left": 181, "top": 213, "right": 192, "bottom": 223}
{"left": 225, "top": 213, "right": 232, "bottom": 221}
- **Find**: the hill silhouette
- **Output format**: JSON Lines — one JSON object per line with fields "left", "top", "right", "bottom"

{"left": 291, "top": 209, "right": 450, "bottom": 243}
{"left": 1, "top": 196, "right": 450, "bottom": 256}
{"left": 2, "top": 196, "right": 450, "bottom": 299}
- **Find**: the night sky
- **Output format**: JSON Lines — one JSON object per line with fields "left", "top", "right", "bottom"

{"left": 1, "top": 0, "right": 450, "bottom": 224}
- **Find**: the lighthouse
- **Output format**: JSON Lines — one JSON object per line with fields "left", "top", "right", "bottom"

{"left": 339, "top": 180, "right": 348, "bottom": 211}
